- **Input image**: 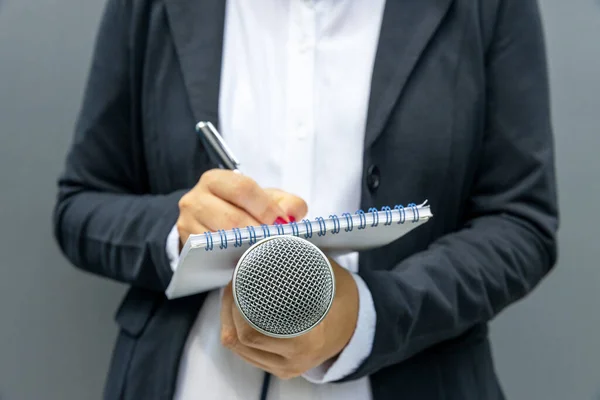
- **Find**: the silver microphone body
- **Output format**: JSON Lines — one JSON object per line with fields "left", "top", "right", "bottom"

{"left": 232, "top": 235, "right": 336, "bottom": 338}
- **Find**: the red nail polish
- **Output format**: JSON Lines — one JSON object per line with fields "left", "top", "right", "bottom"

{"left": 274, "top": 217, "right": 287, "bottom": 225}
{"left": 288, "top": 216, "right": 296, "bottom": 223}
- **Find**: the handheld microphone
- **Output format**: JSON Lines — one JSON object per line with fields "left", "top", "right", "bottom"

{"left": 232, "top": 235, "right": 336, "bottom": 338}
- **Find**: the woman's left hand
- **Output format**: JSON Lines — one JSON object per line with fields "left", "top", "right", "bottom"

{"left": 219, "top": 258, "right": 359, "bottom": 379}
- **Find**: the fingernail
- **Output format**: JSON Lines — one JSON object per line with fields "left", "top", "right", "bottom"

{"left": 274, "top": 217, "right": 287, "bottom": 225}
{"left": 288, "top": 216, "right": 296, "bottom": 223}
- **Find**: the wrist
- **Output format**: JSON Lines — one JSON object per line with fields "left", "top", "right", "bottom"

{"left": 303, "top": 271, "right": 376, "bottom": 383}
{"left": 326, "top": 260, "right": 359, "bottom": 357}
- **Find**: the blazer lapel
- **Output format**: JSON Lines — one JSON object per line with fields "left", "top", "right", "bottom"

{"left": 365, "top": 0, "right": 454, "bottom": 149}
{"left": 164, "top": 0, "right": 226, "bottom": 127}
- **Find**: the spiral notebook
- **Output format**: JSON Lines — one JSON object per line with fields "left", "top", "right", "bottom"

{"left": 166, "top": 201, "right": 432, "bottom": 299}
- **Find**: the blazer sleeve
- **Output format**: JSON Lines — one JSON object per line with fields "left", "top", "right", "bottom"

{"left": 341, "top": 0, "right": 558, "bottom": 380}
{"left": 52, "top": 0, "right": 186, "bottom": 292}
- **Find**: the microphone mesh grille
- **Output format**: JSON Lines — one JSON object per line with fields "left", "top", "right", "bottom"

{"left": 233, "top": 236, "right": 335, "bottom": 337}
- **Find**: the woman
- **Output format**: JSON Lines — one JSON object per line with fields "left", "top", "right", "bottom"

{"left": 53, "top": 0, "right": 558, "bottom": 399}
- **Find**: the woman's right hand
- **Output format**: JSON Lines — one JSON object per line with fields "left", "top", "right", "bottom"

{"left": 176, "top": 169, "right": 308, "bottom": 247}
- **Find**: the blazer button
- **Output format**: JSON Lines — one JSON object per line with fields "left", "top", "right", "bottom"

{"left": 366, "top": 164, "right": 380, "bottom": 193}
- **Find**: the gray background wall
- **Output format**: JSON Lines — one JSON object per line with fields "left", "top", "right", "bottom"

{"left": 489, "top": 1, "right": 600, "bottom": 399}
{"left": 0, "top": 0, "right": 598, "bottom": 399}
{"left": 0, "top": 1, "right": 125, "bottom": 399}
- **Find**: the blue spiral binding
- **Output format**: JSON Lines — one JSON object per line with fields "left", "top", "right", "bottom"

{"left": 290, "top": 220, "right": 299, "bottom": 237}
{"left": 381, "top": 206, "right": 393, "bottom": 226}
{"left": 316, "top": 217, "right": 327, "bottom": 236}
{"left": 342, "top": 212, "right": 353, "bottom": 232}
{"left": 275, "top": 222, "right": 285, "bottom": 235}
{"left": 260, "top": 224, "right": 271, "bottom": 239}
{"left": 233, "top": 227, "right": 243, "bottom": 248}
{"left": 247, "top": 225, "right": 257, "bottom": 245}
{"left": 200, "top": 202, "right": 422, "bottom": 251}
{"left": 329, "top": 214, "right": 341, "bottom": 234}
{"left": 407, "top": 203, "right": 419, "bottom": 222}
{"left": 302, "top": 219, "right": 313, "bottom": 239}
{"left": 368, "top": 207, "right": 379, "bottom": 227}
{"left": 394, "top": 205, "right": 406, "bottom": 224}
{"left": 218, "top": 229, "right": 228, "bottom": 249}
{"left": 204, "top": 231, "right": 214, "bottom": 251}
{"left": 356, "top": 210, "right": 367, "bottom": 229}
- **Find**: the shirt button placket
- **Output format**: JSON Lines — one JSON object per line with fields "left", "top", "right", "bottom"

{"left": 283, "top": 1, "right": 316, "bottom": 200}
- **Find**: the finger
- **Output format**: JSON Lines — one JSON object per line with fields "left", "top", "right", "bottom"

{"left": 193, "top": 193, "right": 261, "bottom": 231}
{"left": 223, "top": 289, "right": 288, "bottom": 369}
{"left": 264, "top": 189, "right": 308, "bottom": 221}
{"left": 229, "top": 316, "right": 287, "bottom": 372}
{"left": 229, "top": 339, "right": 287, "bottom": 372}
{"left": 231, "top": 299, "right": 302, "bottom": 358}
{"left": 202, "top": 170, "right": 287, "bottom": 224}
{"left": 235, "top": 352, "right": 301, "bottom": 380}
{"left": 176, "top": 218, "right": 208, "bottom": 248}
{"left": 220, "top": 283, "right": 239, "bottom": 349}
{"left": 235, "top": 351, "right": 275, "bottom": 373}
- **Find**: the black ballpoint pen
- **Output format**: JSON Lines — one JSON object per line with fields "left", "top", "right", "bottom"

{"left": 196, "top": 121, "right": 243, "bottom": 173}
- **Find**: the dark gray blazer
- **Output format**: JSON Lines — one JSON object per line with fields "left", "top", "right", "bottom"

{"left": 53, "top": 0, "right": 558, "bottom": 398}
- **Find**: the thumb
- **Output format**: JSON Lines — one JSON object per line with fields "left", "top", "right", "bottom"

{"left": 264, "top": 188, "right": 308, "bottom": 222}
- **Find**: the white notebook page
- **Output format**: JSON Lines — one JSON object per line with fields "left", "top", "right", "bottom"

{"left": 166, "top": 202, "right": 432, "bottom": 299}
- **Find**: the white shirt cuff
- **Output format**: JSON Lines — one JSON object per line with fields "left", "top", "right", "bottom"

{"left": 302, "top": 273, "right": 376, "bottom": 383}
{"left": 166, "top": 223, "right": 181, "bottom": 271}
